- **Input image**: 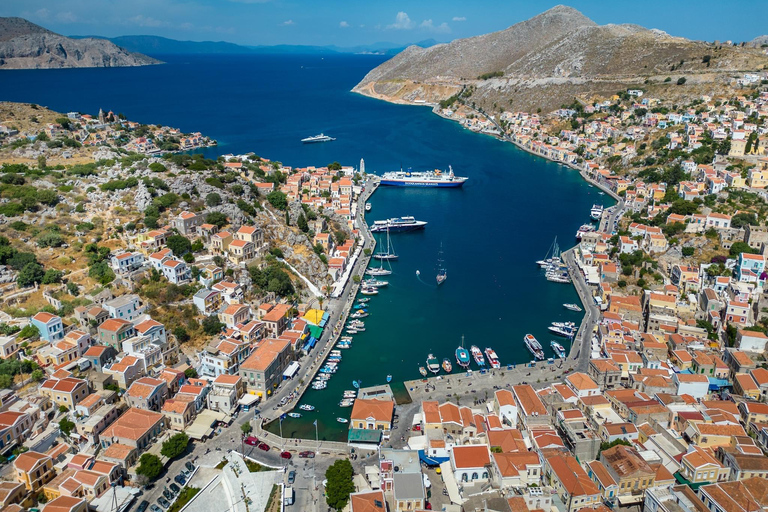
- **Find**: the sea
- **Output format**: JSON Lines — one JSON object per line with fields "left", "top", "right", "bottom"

{"left": 0, "top": 54, "right": 613, "bottom": 440}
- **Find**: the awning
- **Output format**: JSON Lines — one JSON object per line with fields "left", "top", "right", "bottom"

{"left": 185, "top": 410, "right": 229, "bottom": 439}
{"left": 347, "top": 428, "right": 382, "bottom": 444}
{"left": 238, "top": 394, "right": 260, "bottom": 406}
{"left": 617, "top": 495, "right": 644, "bottom": 506}
{"left": 439, "top": 461, "right": 463, "bottom": 505}
{"left": 418, "top": 450, "right": 449, "bottom": 467}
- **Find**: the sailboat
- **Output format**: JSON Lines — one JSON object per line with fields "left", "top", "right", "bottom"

{"left": 367, "top": 233, "right": 393, "bottom": 276}
{"left": 436, "top": 242, "right": 447, "bottom": 286}
{"left": 536, "top": 237, "right": 561, "bottom": 268}
{"left": 455, "top": 335, "right": 471, "bottom": 368}
{"left": 372, "top": 227, "right": 398, "bottom": 260}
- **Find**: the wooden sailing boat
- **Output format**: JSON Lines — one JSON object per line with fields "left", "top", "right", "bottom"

{"left": 436, "top": 242, "right": 447, "bottom": 285}
{"left": 373, "top": 226, "right": 398, "bottom": 260}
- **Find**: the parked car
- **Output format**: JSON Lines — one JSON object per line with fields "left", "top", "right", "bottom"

{"left": 169, "top": 483, "right": 181, "bottom": 495}
{"left": 150, "top": 505, "right": 163, "bottom": 512}
{"left": 185, "top": 461, "right": 195, "bottom": 472}
{"left": 280, "top": 451, "right": 292, "bottom": 460}
{"left": 162, "top": 489, "right": 173, "bottom": 501}
{"left": 174, "top": 474, "right": 187, "bottom": 486}
{"left": 258, "top": 442, "right": 270, "bottom": 451}
{"left": 157, "top": 498, "right": 171, "bottom": 509}
{"left": 298, "top": 451, "right": 315, "bottom": 458}
{"left": 244, "top": 436, "right": 259, "bottom": 446}
{"left": 137, "top": 501, "right": 150, "bottom": 512}
{"left": 287, "top": 470, "right": 296, "bottom": 484}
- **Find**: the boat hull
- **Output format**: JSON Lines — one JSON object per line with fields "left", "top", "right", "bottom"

{"left": 371, "top": 224, "right": 426, "bottom": 233}
{"left": 379, "top": 179, "right": 466, "bottom": 187}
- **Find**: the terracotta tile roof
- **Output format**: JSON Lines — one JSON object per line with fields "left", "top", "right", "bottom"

{"left": 32, "top": 312, "right": 58, "bottom": 323}
{"left": 162, "top": 399, "right": 191, "bottom": 415}
{"left": 602, "top": 444, "right": 654, "bottom": 478}
{"left": 494, "top": 389, "right": 515, "bottom": 407}
{"left": 422, "top": 401, "right": 441, "bottom": 425}
{"left": 102, "top": 408, "right": 164, "bottom": 441}
{"left": 349, "top": 489, "right": 386, "bottom": 512}
{"left": 587, "top": 460, "right": 617, "bottom": 488}
{"left": 452, "top": 445, "right": 491, "bottom": 469}
{"left": 99, "top": 318, "right": 132, "bottom": 332}
{"left": 41, "top": 496, "right": 87, "bottom": 512}
{"left": 13, "top": 450, "right": 50, "bottom": 472}
{"left": 240, "top": 338, "right": 289, "bottom": 371}
{"left": 350, "top": 399, "right": 394, "bottom": 423}
{"left": 512, "top": 384, "right": 547, "bottom": 416}
{"left": 102, "top": 443, "right": 134, "bottom": 460}
{"left": 548, "top": 453, "right": 599, "bottom": 497}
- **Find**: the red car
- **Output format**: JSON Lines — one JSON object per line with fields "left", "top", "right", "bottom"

{"left": 244, "top": 436, "right": 259, "bottom": 446}
{"left": 258, "top": 442, "right": 270, "bottom": 451}
{"left": 280, "top": 451, "right": 292, "bottom": 459}
{"left": 298, "top": 451, "right": 315, "bottom": 458}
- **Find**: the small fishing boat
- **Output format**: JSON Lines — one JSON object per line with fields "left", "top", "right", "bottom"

{"left": 551, "top": 341, "right": 566, "bottom": 359}
{"left": 343, "top": 390, "right": 357, "bottom": 398}
{"left": 339, "top": 399, "right": 354, "bottom": 407}
{"left": 419, "top": 366, "right": 428, "bottom": 377}
{"left": 364, "top": 278, "right": 388, "bottom": 288}
{"left": 288, "top": 412, "right": 301, "bottom": 418}
{"left": 426, "top": 354, "right": 440, "bottom": 374}
{"left": 337, "top": 418, "right": 349, "bottom": 424}
{"left": 341, "top": 336, "right": 353, "bottom": 341}
{"left": 365, "top": 203, "right": 371, "bottom": 212}
{"left": 336, "top": 342, "right": 351, "bottom": 349}
{"left": 358, "top": 298, "right": 371, "bottom": 303}
{"left": 350, "top": 311, "right": 369, "bottom": 319}
{"left": 353, "top": 303, "right": 368, "bottom": 310}
{"left": 470, "top": 345, "right": 485, "bottom": 366}
{"left": 386, "top": 374, "right": 392, "bottom": 383}
{"left": 346, "top": 328, "right": 359, "bottom": 334}
{"left": 442, "top": 359, "right": 452, "bottom": 373}
{"left": 352, "top": 380, "right": 361, "bottom": 389}
{"left": 563, "top": 303, "right": 582, "bottom": 312}
{"left": 299, "top": 405, "right": 315, "bottom": 411}
{"left": 360, "top": 287, "right": 379, "bottom": 296}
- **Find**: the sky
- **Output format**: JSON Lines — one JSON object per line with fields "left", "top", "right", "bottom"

{"left": 2, "top": 0, "right": 766, "bottom": 48}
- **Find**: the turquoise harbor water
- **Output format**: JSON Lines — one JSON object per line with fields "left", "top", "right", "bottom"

{"left": 0, "top": 54, "right": 612, "bottom": 439}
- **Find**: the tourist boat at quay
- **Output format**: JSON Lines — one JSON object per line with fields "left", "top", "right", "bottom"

{"left": 484, "top": 348, "right": 501, "bottom": 369}
{"left": 563, "top": 303, "right": 582, "bottom": 312}
{"left": 426, "top": 354, "right": 441, "bottom": 374}
{"left": 470, "top": 345, "right": 485, "bottom": 366}
{"left": 575, "top": 224, "right": 596, "bottom": 240}
{"left": 370, "top": 216, "right": 428, "bottom": 233}
{"left": 590, "top": 204, "right": 604, "bottom": 220}
{"left": 379, "top": 166, "right": 468, "bottom": 187}
{"left": 442, "top": 358, "right": 452, "bottom": 373}
{"left": 551, "top": 341, "right": 566, "bottom": 359}
{"left": 455, "top": 336, "right": 471, "bottom": 368}
{"left": 524, "top": 334, "right": 545, "bottom": 360}
{"left": 301, "top": 133, "right": 335, "bottom": 144}
{"left": 549, "top": 325, "right": 575, "bottom": 337}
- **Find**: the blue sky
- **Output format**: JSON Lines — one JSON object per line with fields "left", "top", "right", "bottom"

{"left": 3, "top": 0, "right": 766, "bottom": 47}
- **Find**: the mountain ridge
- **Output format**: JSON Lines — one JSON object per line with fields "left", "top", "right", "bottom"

{"left": 353, "top": 5, "right": 768, "bottom": 113}
{"left": 0, "top": 17, "right": 161, "bottom": 69}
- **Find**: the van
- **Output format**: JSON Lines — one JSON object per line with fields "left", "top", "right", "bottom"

{"left": 283, "top": 486, "right": 294, "bottom": 506}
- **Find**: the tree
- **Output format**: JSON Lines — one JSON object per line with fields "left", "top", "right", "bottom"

{"left": 241, "top": 423, "right": 252, "bottom": 434}
{"left": 334, "top": 230, "right": 347, "bottom": 245}
{"left": 598, "top": 438, "right": 631, "bottom": 457}
{"left": 41, "top": 269, "right": 63, "bottom": 284}
{"left": 297, "top": 213, "right": 308, "bottom": 233}
{"left": 31, "top": 369, "right": 44, "bottom": 381}
{"left": 19, "top": 324, "right": 38, "bottom": 339}
{"left": 202, "top": 315, "right": 225, "bottom": 335}
{"left": 731, "top": 212, "right": 757, "bottom": 228}
{"left": 58, "top": 417, "right": 75, "bottom": 437}
{"left": 726, "top": 324, "right": 738, "bottom": 347}
{"left": 327, "top": 162, "right": 342, "bottom": 171}
{"left": 161, "top": 432, "right": 189, "bottom": 459}
{"left": 730, "top": 242, "right": 755, "bottom": 257}
{"left": 205, "top": 193, "right": 222, "bottom": 207}
{"left": 17, "top": 262, "right": 44, "bottom": 287}
{"left": 174, "top": 327, "right": 190, "bottom": 344}
{"left": 206, "top": 212, "right": 228, "bottom": 229}
{"left": 166, "top": 235, "right": 192, "bottom": 256}
{"left": 681, "top": 247, "right": 695, "bottom": 257}
{"left": 184, "top": 367, "right": 197, "bottom": 378}
{"left": 266, "top": 190, "right": 288, "bottom": 211}
{"left": 677, "top": 77, "right": 687, "bottom": 85}
{"left": 136, "top": 453, "right": 163, "bottom": 481}
{"left": 325, "top": 459, "right": 355, "bottom": 510}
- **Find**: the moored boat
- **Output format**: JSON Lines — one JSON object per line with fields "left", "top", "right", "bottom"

{"left": 380, "top": 166, "right": 467, "bottom": 187}
{"left": 299, "top": 404, "right": 315, "bottom": 411}
{"left": 484, "top": 348, "right": 501, "bottom": 369}
{"left": 470, "top": 345, "right": 485, "bottom": 366}
{"left": 370, "top": 216, "right": 428, "bottom": 233}
{"left": 455, "top": 336, "right": 471, "bottom": 368}
{"left": 563, "top": 303, "right": 582, "bottom": 312}
{"left": 360, "top": 287, "right": 378, "bottom": 296}
{"left": 551, "top": 341, "right": 566, "bottom": 359}
{"left": 442, "top": 358, "right": 452, "bottom": 373}
{"left": 524, "top": 334, "right": 545, "bottom": 360}
{"left": 337, "top": 418, "right": 348, "bottom": 423}
{"left": 365, "top": 203, "right": 371, "bottom": 212}
{"left": 426, "top": 354, "right": 440, "bottom": 374}
{"left": 590, "top": 204, "right": 604, "bottom": 220}
{"left": 419, "top": 366, "right": 428, "bottom": 377}
{"left": 288, "top": 412, "right": 301, "bottom": 418}
{"left": 549, "top": 325, "right": 575, "bottom": 337}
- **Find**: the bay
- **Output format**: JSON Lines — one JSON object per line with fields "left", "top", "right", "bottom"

{"left": 0, "top": 54, "right": 612, "bottom": 440}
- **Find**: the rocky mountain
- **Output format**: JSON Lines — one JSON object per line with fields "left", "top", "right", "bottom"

{"left": 0, "top": 17, "right": 161, "bottom": 69}
{"left": 354, "top": 5, "right": 768, "bottom": 112}
{"left": 751, "top": 35, "right": 768, "bottom": 46}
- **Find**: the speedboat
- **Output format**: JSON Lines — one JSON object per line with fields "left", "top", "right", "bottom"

{"left": 363, "top": 278, "right": 388, "bottom": 288}
{"left": 524, "top": 334, "right": 545, "bottom": 360}
{"left": 337, "top": 418, "right": 349, "bottom": 424}
{"left": 299, "top": 405, "right": 315, "bottom": 411}
{"left": 350, "top": 311, "right": 369, "bottom": 319}
{"left": 419, "top": 366, "right": 427, "bottom": 377}
{"left": 301, "top": 133, "right": 335, "bottom": 144}
{"left": 288, "top": 413, "right": 301, "bottom": 418}
{"left": 470, "top": 345, "right": 485, "bottom": 366}
{"left": 386, "top": 374, "right": 392, "bottom": 383}
{"left": 360, "top": 287, "right": 379, "bottom": 296}
{"left": 339, "top": 399, "right": 354, "bottom": 407}
{"left": 343, "top": 390, "right": 357, "bottom": 398}
{"left": 365, "top": 203, "right": 371, "bottom": 212}
{"left": 563, "top": 303, "right": 582, "bottom": 312}
{"left": 549, "top": 325, "right": 575, "bottom": 337}
{"left": 366, "top": 267, "right": 392, "bottom": 276}
{"left": 442, "top": 359, "right": 452, "bottom": 373}
{"left": 426, "top": 354, "right": 440, "bottom": 374}
{"left": 484, "top": 348, "right": 501, "bottom": 369}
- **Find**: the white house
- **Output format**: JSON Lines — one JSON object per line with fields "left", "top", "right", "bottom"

{"left": 494, "top": 389, "right": 518, "bottom": 428}
{"left": 147, "top": 248, "right": 173, "bottom": 271}
{"left": 673, "top": 373, "right": 709, "bottom": 399}
{"left": 451, "top": 445, "right": 491, "bottom": 484}
{"left": 737, "top": 330, "right": 768, "bottom": 353}
{"left": 110, "top": 252, "right": 145, "bottom": 274}
{"left": 104, "top": 294, "right": 145, "bottom": 322}
{"left": 162, "top": 259, "right": 191, "bottom": 284}
{"left": 134, "top": 319, "right": 167, "bottom": 346}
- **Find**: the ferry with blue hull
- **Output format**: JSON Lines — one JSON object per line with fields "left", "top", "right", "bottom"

{"left": 380, "top": 166, "right": 467, "bottom": 187}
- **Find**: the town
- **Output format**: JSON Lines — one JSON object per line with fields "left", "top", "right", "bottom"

{"left": 0, "top": 68, "right": 767, "bottom": 512}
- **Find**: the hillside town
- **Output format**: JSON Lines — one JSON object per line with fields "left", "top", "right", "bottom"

{"left": 0, "top": 67, "right": 767, "bottom": 512}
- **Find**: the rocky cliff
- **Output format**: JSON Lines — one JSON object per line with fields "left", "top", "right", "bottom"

{"left": 0, "top": 17, "right": 161, "bottom": 69}
{"left": 354, "top": 5, "right": 768, "bottom": 112}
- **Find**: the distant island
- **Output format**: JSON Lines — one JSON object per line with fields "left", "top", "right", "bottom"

{"left": 0, "top": 17, "right": 160, "bottom": 70}
{"left": 354, "top": 5, "right": 768, "bottom": 113}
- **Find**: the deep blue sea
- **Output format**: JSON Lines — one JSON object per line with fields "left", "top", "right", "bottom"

{"left": 0, "top": 54, "right": 612, "bottom": 439}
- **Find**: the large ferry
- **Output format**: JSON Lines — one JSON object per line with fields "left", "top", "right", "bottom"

{"left": 301, "top": 133, "right": 335, "bottom": 144}
{"left": 380, "top": 166, "right": 468, "bottom": 188}
{"left": 370, "top": 216, "right": 427, "bottom": 233}
{"left": 484, "top": 348, "right": 501, "bottom": 369}
{"left": 524, "top": 334, "right": 545, "bottom": 360}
